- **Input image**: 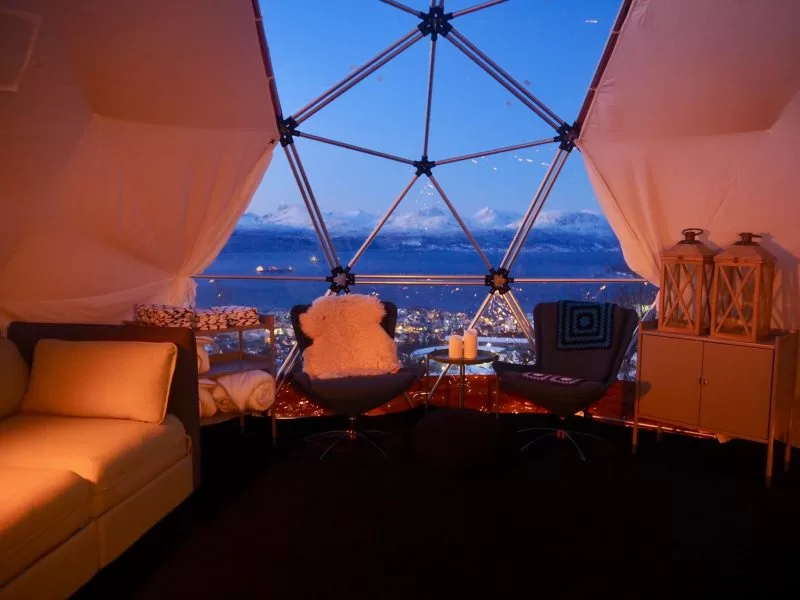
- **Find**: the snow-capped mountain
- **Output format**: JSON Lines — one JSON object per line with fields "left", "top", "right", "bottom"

{"left": 469, "top": 207, "right": 521, "bottom": 230}
{"left": 239, "top": 203, "right": 312, "bottom": 228}
{"left": 321, "top": 209, "right": 378, "bottom": 232}
{"left": 383, "top": 206, "right": 455, "bottom": 232}
{"left": 237, "top": 204, "right": 613, "bottom": 236}
{"left": 532, "top": 209, "right": 611, "bottom": 234}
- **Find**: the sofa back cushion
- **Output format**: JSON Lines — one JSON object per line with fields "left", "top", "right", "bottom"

{"left": 0, "top": 338, "right": 29, "bottom": 418}
{"left": 20, "top": 339, "right": 177, "bottom": 423}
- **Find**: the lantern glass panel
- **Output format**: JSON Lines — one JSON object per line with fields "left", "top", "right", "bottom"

{"left": 714, "top": 264, "right": 756, "bottom": 338}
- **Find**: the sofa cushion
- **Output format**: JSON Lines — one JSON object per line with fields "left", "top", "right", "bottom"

{"left": 0, "top": 338, "right": 29, "bottom": 418}
{"left": 21, "top": 339, "right": 177, "bottom": 423}
{"left": 0, "top": 467, "right": 91, "bottom": 586}
{"left": 0, "top": 415, "right": 188, "bottom": 517}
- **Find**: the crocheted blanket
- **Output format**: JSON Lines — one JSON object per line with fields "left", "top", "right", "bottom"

{"left": 556, "top": 300, "right": 614, "bottom": 351}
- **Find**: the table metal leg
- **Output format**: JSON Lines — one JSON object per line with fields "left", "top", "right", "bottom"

{"left": 458, "top": 362, "right": 465, "bottom": 409}
{"left": 425, "top": 356, "right": 430, "bottom": 413}
{"left": 494, "top": 375, "right": 500, "bottom": 419}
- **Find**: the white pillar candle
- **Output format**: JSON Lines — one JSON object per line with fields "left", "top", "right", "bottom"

{"left": 463, "top": 329, "right": 478, "bottom": 360}
{"left": 448, "top": 335, "right": 464, "bottom": 359}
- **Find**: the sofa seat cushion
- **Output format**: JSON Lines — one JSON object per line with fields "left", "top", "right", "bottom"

{"left": 0, "top": 415, "right": 188, "bottom": 517}
{"left": 0, "top": 467, "right": 91, "bottom": 586}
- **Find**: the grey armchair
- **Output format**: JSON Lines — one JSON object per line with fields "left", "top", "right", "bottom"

{"left": 493, "top": 301, "right": 638, "bottom": 460}
{"left": 290, "top": 300, "right": 425, "bottom": 459}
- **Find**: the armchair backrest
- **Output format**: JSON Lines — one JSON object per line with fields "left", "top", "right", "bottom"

{"left": 290, "top": 299, "right": 398, "bottom": 352}
{"left": 533, "top": 301, "right": 638, "bottom": 386}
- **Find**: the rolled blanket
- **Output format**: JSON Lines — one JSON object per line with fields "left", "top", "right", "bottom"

{"left": 198, "top": 379, "right": 218, "bottom": 418}
{"left": 212, "top": 305, "right": 260, "bottom": 327}
{"left": 135, "top": 304, "right": 195, "bottom": 328}
{"left": 214, "top": 370, "right": 276, "bottom": 412}
{"left": 196, "top": 309, "right": 228, "bottom": 330}
{"left": 195, "top": 336, "right": 214, "bottom": 375}
{"left": 211, "top": 384, "right": 239, "bottom": 414}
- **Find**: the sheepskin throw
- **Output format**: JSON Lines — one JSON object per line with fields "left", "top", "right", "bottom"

{"left": 300, "top": 294, "right": 401, "bottom": 379}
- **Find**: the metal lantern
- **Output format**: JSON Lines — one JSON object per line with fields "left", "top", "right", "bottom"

{"left": 710, "top": 232, "right": 776, "bottom": 342}
{"left": 658, "top": 228, "right": 716, "bottom": 336}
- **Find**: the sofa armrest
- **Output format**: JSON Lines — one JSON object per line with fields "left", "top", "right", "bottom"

{"left": 7, "top": 321, "right": 202, "bottom": 489}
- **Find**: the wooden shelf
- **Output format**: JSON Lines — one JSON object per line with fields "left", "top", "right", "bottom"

{"left": 199, "top": 314, "right": 276, "bottom": 378}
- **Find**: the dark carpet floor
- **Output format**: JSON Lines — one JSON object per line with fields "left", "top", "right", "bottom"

{"left": 74, "top": 409, "right": 800, "bottom": 600}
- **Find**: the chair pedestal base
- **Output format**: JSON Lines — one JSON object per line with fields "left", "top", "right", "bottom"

{"left": 304, "top": 417, "right": 389, "bottom": 460}
{"left": 518, "top": 421, "right": 607, "bottom": 462}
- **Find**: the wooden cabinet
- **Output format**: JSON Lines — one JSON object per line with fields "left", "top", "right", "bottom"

{"left": 634, "top": 324, "right": 798, "bottom": 486}
{"left": 698, "top": 343, "right": 773, "bottom": 440}
{"left": 638, "top": 335, "right": 703, "bottom": 426}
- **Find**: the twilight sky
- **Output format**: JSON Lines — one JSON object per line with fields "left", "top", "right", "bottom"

{"left": 251, "top": 0, "right": 623, "bottom": 218}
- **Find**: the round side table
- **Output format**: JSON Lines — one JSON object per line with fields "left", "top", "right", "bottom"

{"left": 426, "top": 349, "right": 498, "bottom": 409}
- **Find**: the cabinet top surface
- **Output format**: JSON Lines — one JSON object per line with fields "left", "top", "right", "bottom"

{"left": 640, "top": 322, "right": 794, "bottom": 349}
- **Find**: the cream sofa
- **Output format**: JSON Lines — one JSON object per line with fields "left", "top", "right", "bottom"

{"left": 0, "top": 323, "right": 201, "bottom": 600}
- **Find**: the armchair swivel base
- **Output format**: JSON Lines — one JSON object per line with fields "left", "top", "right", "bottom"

{"left": 304, "top": 417, "right": 389, "bottom": 460}
{"left": 519, "top": 416, "right": 607, "bottom": 461}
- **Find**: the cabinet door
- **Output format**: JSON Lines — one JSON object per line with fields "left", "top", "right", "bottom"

{"left": 638, "top": 334, "right": 702, "bottom": 426}
{"left": 699, "top": 343, "right": 773, "bottom": 441}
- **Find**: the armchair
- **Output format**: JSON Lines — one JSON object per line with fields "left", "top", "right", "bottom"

{"left": 290, "top": 298, "right": 425, "bottom": 459}
{"left": 493, "top": 301, "right": 638, "bottom": 460}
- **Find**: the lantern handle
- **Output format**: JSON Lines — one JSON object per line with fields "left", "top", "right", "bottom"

{"left": 735, "top": 232, "right": 762, "bottom": 245}
{"left": 680, "top": 228, "right": 704, "bottom": 243}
